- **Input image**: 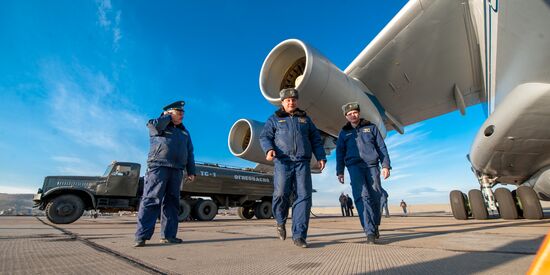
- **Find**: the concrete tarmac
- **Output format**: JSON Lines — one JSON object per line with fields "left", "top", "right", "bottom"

{"left": 1, "top": 213, "right": 549, "bottom": 274}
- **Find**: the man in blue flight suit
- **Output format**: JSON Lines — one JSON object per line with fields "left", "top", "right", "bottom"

{"left": 336, "top": 102, "right": 391, "bottom": 244}
{"left": 134, "top": 100, "right": 196, "bottom": 247}
{"left": 260, "top": 88, "right": 327, "bottom": 248}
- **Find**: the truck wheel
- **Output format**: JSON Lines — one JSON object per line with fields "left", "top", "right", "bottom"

{"left": 193, "top": 200, "right": 218, "bottom": 221}
{"left": 45, "top": 194, "right": 85, "bottom": 224}
{"left": 237, "top": 206, "right": 255, "bottom": 219}
{"left": 178, "top": 199, "right": 191, "bottom": 222}
{"left": 255, "top": 201, "right": 272, "bottom": 219}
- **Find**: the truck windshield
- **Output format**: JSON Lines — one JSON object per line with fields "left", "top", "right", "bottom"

{"left": 103, "top": 164, "right": 114, "bottom": 177}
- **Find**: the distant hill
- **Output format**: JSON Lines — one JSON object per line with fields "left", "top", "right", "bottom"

{"left": 0, "top": 193, "right": 35, "bottom": 215}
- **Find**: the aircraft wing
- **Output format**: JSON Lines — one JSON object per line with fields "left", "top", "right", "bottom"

{"left": 345, "top": 0, "right": 485, "bottom": 131}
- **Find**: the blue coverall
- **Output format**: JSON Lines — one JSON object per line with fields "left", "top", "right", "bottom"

{"left": 260, "top": 108, "right": 326, "bottom": 241}
{"left": 336, "top": 119, "right": 390, "bottom": 236}
{"left": 135, "top": 114, "right": 196, "bottom": 241}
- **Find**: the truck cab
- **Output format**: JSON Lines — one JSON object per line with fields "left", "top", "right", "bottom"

{"left": 33, "top": 161, "right": 142, "bottom": 224}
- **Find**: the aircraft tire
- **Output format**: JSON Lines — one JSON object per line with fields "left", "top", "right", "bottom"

{"left": 468, "top": 189, "right": 488, "bottom": 220}
{"left": 450, "top": 190, "right": 468, "bottom": 220}
{"left": 494, "top": 188, "right": 518, "bottom": 220}
{"left": 178, "top": 199, "right": 191, "bottom": 222}
{"left": 255, "top": 201, "right": 273, "bottom": 219}
{"left": 237, "top": 206, "right": 255, "bottom": 219}
{"left": 193, "top": 200, "right": 218, "bottom": 221}
{"left": 45, "top": 194, "right": 85, "bottom": 224}
{"left": 516, "top": 186, "right": 543, "bottom": 220}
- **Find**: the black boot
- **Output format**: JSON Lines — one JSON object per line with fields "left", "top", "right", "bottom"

{"left": 276, "top": 223, "right": 286, "bottom": 240}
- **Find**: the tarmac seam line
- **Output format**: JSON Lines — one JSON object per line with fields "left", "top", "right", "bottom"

{"left": 35, "top": 217, "right": 172, "bottom": 275}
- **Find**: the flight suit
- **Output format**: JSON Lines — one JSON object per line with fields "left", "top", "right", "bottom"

{"left": 336, "top": 118, "right": 390, "bottom": 236}
{"left": 260, "top": 108, "right": 326, "bottom": 241}
{"left": 135, "top": 114, "right": 195, "bottom": 241}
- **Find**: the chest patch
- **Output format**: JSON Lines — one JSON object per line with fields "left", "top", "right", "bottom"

{"left": 362, "top": 128, "right": 371, "bottom": 133}
{"left": 299, "top": 118, "right": 307, "bottom": 123}
{"left": 278, "top": 120, "right": 286, "bottom": 123}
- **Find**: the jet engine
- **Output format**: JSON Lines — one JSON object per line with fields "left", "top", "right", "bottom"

{"left": 259, "top": 39, "right": 386, "bottom": 137}
{"left": 228, "top": 119, "right": 270, "bottom": 166}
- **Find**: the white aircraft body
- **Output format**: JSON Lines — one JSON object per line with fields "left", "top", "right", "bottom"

{"left": 228, "top": 0, "right": 550, "bottom": 220}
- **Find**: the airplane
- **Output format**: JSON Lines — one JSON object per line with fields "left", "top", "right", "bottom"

{"left": 227, "top": 0, "right": 550, "bottom": 220}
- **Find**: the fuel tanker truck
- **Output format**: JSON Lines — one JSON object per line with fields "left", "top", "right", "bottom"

{"left": 33, "top": 161, "right": 274, "bottom": 224}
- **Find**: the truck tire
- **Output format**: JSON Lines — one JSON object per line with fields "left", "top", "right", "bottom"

{"left": 237, "top": 206, "right": 255, "bottom": 219}
{"left": 45, "top": 194, "right": 85, "bottom": 224}
{"left": 193, "top": 200, "right": 218, "bottom": 221}
{"left": 178, "top": 199, "right": 191, "bottom": 222}
{"left": 255, "top": 201, "right": 272, "bottom": 219}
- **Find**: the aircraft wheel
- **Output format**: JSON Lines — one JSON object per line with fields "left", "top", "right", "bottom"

{"left": 494, "top": 188, "right": 518, "bottom": 220}
{"left": 178, "top": 199, "right": 191, "bottom": 222}
{"left": 45, "top": 194, "right": 85, "bottom": 224}
{"left": 255, "top": 201, "right": 273, "bottom": 219}
{"left": 193, "top": 200, "right": 218, "bottom": 221}
{"left": 516, "top": 186, "right": 543, "bottom": 220}
{"left": 468, "top": 189, "right": 488, "bottom": 220}
{"left": 450, "top": 190, "right": 468, "bottom": 220}
{"left": 237, "top": 206, "right": 255, "bottom": 219}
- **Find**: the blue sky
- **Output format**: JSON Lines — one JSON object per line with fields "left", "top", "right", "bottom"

{"left": 0, "top": 0, "right": 486, "bottom": 206}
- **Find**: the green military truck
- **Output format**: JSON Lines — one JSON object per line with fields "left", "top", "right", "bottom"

{"left": 33, "top": 161, "right": 274, "bottom": 224}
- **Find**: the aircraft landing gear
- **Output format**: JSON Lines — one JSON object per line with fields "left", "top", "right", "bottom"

{"left": 516, "top": 186, "right": 543, "bottom": 219}
{"left": 450, "top": 173, "right": 544, "bottom": 220}
{"left": 449, "top": 190, "right": 469, "bottom": 220}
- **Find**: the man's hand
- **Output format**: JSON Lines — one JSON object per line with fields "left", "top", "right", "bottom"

{"left": 318, "top": 160, "right": 326, "bottom": 172}
{"left": 186, "top": 174, "right": 195, "bottom": 182}
{"left": 337, "top": 174, "right": 345, "bottom": 184}
{"left": 382, "top": 167, "right": 390, "bottom": 180}
{"left": 266, "top": 150, "right": 276, "bottom": 161}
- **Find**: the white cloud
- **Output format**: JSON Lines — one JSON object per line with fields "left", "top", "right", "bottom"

{"left": 96, "top": 0, "right": 122, "bottom": 51}
{"left": 40, "top": 61, "right": 148, "bottom": 165}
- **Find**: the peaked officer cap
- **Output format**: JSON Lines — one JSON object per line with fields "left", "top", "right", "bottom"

{"left": 163, "top": 100, "right": 185, "bottom": 111}
{"left": 279, "top": 88, "right": 299, "bottom": 101}
{"left": 342, "top": 102, "right": 360, "bottom": 115}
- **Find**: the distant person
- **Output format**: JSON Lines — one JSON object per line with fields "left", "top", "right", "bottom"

{"left": 346, "top": 194, "right": 354, "bottom": 217}
{"left": 400, "top": 200, "right": 408, "bottom": 216}
{"left": 339, "top": 193, "right": 348, "bottom": 217}
{"left": 336, "top": 102, "right": 391, "bottom": 244}
{"left": 380, "top": 188, "right": 390, "bottom": 218}
{"left": 259, "top": 88, "right": 327, "bottom": 248}
{"left": 134, "top": 101, "right": 196, "bottom": 247}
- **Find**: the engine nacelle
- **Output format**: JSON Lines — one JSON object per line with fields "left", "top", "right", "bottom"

{"left": 228, "top": 119, "right": 270, "bottom": 166}
{"left": 259, "top": 39, "right": 386, "bottom": 137}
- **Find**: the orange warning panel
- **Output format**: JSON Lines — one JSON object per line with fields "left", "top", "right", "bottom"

{"left": 528, "top": 231, "right": 550, "bottom": 275}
